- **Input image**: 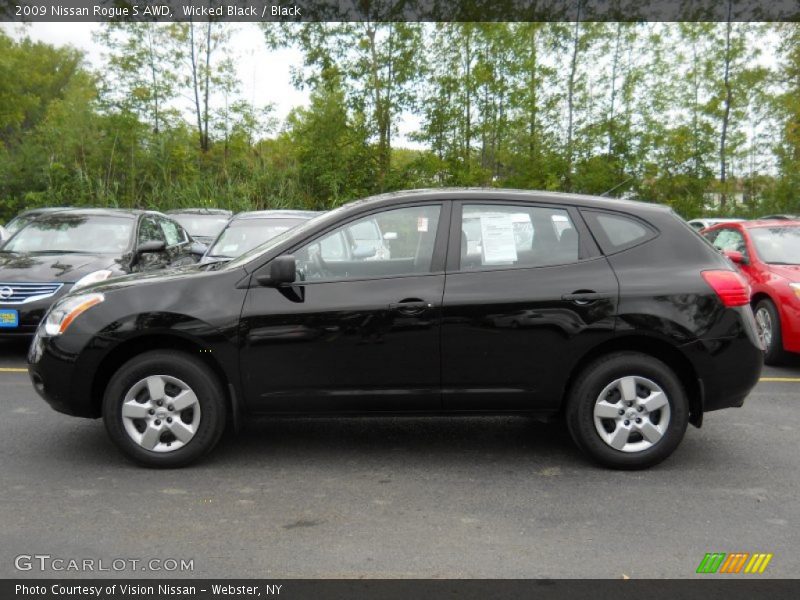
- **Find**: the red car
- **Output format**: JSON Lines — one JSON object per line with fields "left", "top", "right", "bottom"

{"left": 702, "top": 220, "right": 800, "bottom": 364}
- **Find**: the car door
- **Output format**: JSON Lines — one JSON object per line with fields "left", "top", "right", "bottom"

{"left": 441, "top": 201, "right": 619, "bottom": 411}
{"left": 239, "top": 203, "right": 450, "bottom": 412}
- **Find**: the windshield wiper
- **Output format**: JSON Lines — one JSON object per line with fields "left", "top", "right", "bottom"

{"left": 768, "top": 261, "right": 799, "bottom": 265}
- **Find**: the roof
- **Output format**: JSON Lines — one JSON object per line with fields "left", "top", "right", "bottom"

{"left": 232, "top": 210, "right": 321, "bottom": 221}
{"left": 316, "top": 188, "right": 674, "bottom": 224}
{"left": 166, "top": 208, "right": 233, "bottom": 216}
{"left": 33, "top": 208, "right": 150, "bottom": 220}
{"left": 740, "top": 219, "right": 800, "bottom": 229}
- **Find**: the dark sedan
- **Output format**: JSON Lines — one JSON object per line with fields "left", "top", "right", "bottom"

{"left": 0, "top": 208, "right": 201, "bottom": 336}
{"left": 28, "top": 190, "right": 763, "bottom": 469}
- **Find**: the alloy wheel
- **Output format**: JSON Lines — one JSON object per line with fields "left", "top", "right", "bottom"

{"left": 755, "top": 307, "right": 773, "bottom": 349}
{"left": 593, "top": 375, "right": 671, "bottom": 453}
{"left": 120, "top": 375, "right": 202, "bottom": 453}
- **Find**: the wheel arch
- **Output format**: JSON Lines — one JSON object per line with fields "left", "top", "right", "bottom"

{"left": 562, "top": 335, "right": 703, "bottom": 428}
{"left": 90, "top": 333, "right": 235, "bottom": 418}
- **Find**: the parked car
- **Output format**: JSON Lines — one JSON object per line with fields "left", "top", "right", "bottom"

{"left": 203, "top": 210, "right": 319, "bottom": 262}
{"left": 702, "top": 219, "right": 800, "bottom": 364}
{"left": 28, "top": 189, "right": 762, "bottom": 469}
{"left": 687, "top": 217, "right": 745, "bottom": 231}
{"left": 4, "top": 207, "right": 71, "bottom": 237}
{"left": 166, "top": 208, "right": 232, "bottom": 246}
{"left": 757, "top": 214, "right": 799, "bottom": 221}
{"left": 1, "top": 208, "right": 202, "bottom": 336}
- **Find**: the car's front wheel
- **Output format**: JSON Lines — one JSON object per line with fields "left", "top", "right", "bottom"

{"left": 103, "top": 351, "right": 226, "bottom": 468}
{"left": 754, "top": 298, "right": 788, "bottom": 365}
{"left": 566, "top": 352, "right": 689, "bottom": 469}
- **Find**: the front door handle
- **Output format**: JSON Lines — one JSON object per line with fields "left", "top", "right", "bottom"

{"left": 561, "top": 291, "right": 613, "bottom": 305}
{"left": 389, "top": 299, "right": 433, "bottom": 316}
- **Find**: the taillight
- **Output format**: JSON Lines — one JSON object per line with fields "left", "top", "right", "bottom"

{"left": 701, "top": 270, "right": 751, "bottom": 307}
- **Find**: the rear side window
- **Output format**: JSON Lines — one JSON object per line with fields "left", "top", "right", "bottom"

{"left": 582, "top": 210, "right": 656, "bottom": 254}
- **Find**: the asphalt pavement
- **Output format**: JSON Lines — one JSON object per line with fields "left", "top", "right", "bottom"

{"left": 1, "top": 337, "right": 798, "bottom": 579}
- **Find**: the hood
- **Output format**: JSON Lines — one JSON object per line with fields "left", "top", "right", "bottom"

{"left": 766, "top": 264, "right": 800, "bottom": 281}
{"left": 88, "top": 261, "right": 234, "bottom": 295}
{"left": 0, "top": 252, "right": 123, "bottom": 283}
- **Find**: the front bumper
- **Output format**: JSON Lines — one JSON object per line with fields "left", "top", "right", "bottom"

{"left": 0, "top": 286, "right": 72, "bottom": 336}
{"left": 28, "top": 330, "right": 98, "bottom": 418}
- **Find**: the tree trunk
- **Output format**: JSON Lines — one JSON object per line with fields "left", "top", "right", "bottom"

{"left": 719, "top": 5, "right": 734, "bottom": 209}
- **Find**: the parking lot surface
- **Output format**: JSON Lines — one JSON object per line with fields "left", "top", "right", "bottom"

{"left": 1, "top": 338, "right": 799, "bottom": 579}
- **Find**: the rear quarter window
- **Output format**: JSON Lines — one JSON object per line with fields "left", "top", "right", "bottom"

{"left": 581, "top": 210, "right": 657, "bottom": 254}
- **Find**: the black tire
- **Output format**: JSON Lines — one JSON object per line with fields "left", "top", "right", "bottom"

{"left": 754, "top": 299, "right": 788, "bottom": 366}
{"left": 103, "top": 351, "right": 227, "bottom": 468}
{"left": 565, "top": 352, "right": 689, "bottom": 470}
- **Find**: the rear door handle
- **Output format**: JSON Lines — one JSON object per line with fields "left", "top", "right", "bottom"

{"left": 561, "top": 291, "right": 613, "bottom": 305}
{"left": 389, "top": 299, "right": 433, "bottom": 316}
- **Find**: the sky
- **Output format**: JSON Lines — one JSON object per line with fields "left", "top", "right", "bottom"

{"left": 1, "top": 21, "right": 423, "bottom": 146}
{"left": 1, "top": 21, "right": 310, "bottom": 126}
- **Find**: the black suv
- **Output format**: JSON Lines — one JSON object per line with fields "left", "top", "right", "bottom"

{"left": 28, "top": 190, "right": 763, "bottom": 469}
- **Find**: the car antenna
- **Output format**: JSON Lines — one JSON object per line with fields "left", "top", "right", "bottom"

{"left": 600, "top": 177, "right": 634, "bottom": 197}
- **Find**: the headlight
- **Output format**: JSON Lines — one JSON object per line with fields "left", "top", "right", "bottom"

{"left": 72, "top": 270, "right": 114, "bottom": 291}
{"left": 42, "top": 293, "right": 104, "bottom": 336}
{"left": 790, "top": 283, "right": 800, "bottom": 301}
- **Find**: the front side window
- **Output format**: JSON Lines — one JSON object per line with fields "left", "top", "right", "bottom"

{"left": 710, "top": 228, "right": 747, "bottom": 256}
{"left": 160, "top": 218, "right": 187, "bottom": 247}
{"left": 459, "top": 204, "right": 578, "bottom": 270}
{"left": 295, "top": 205, "right": 441, "bottom": 281}
{"left": 138, "top": 216, "right": 165, "bottom": 246}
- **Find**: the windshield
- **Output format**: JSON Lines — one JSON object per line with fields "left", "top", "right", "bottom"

{"left": 750, "top": 226, "right": 800, "bottom": 265}
{"left": 208, "top": 218, "right": 308, "bottom": 259}
{"left": 171, "top": 214, "right": 229, "bottom": 238}
{"left": 2, "top": 215, "right": 134, "bottom": 254}
{"left": 5, "top": 215, "right": 34, "bottom": 235}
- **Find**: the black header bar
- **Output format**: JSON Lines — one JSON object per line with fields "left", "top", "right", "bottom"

{"left": 2, "top": 0, "right": 800, "bottom": 23}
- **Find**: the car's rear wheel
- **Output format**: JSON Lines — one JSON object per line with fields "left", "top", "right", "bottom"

{"left": 103, "top": 351, "right": 226, "bottom": 468}
{"left": 754, "top": 299, "right": 788, "bottom": 365}
{"left": 566, "top": 352, "right": 689, "bottom": 469}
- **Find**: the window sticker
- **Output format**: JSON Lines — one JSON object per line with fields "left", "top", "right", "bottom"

{"left": 417, "top": 217, "right": 429, "bottom": 232}
{"left": 480, "top": 214, "right": 517, "bottom": 265}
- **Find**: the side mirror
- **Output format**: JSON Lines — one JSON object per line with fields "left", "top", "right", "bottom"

{"left": 189, "top": 241, "right": 208, "bottom": 256}
{"left": 383, "top": 231, "right": 398, "bottom": 241}
{"left": 723, "top": 249, "right": 748, "bottom": 265}
{"left": 257, "top": 255, "right": 296, "bottom": 287}
{"left": 137, "top": 240, "right": 166, "bottom": 254}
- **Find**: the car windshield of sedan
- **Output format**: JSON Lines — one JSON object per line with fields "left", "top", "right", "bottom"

{"left": 207, "top": 218, "right": 308, "bottom": 259}
{"left": 750, "top": 226, "right": 800, "bottom": 264}
{"left": 171, "top": 214, "right": 229, "bottom": 239}
{"left": 1, "top": 215, "right": 134, "bottom": 254}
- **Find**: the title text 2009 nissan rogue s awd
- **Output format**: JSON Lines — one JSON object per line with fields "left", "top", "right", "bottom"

{"left": 27, "top": 189, "right": 763, "bottom": 469}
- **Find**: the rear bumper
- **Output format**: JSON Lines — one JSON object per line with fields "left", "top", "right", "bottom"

{"left": 682, "top": 320, "right": 763, "bottom": 414}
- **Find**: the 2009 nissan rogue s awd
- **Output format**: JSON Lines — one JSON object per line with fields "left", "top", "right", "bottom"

{"left": 28, "top": 189, "right": 764, "bottom": 469}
